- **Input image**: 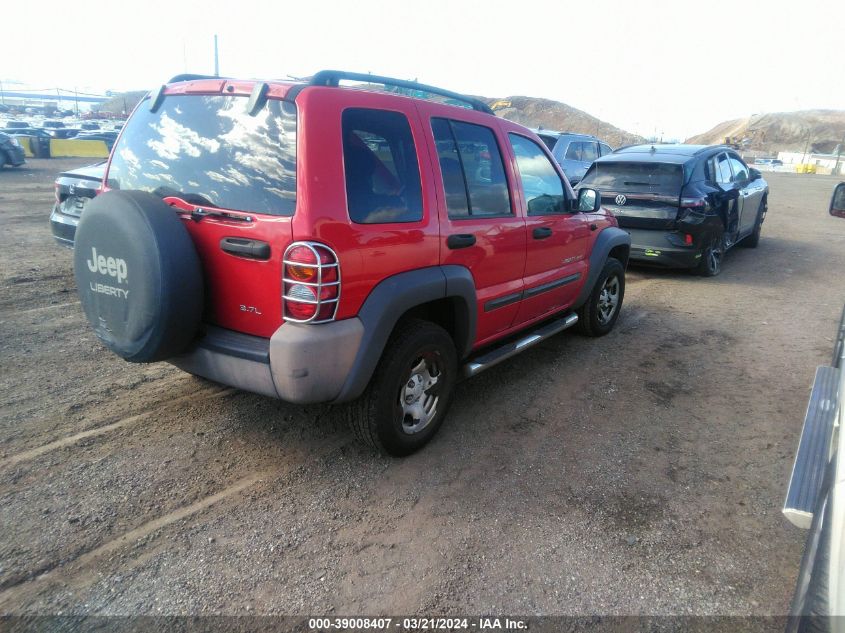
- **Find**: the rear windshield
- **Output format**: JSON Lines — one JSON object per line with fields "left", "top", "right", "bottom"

{"left": 580, "top": 161, "right": 684, "bottom": 195}
{"left": 107, "top": 95, "right": 297, "bottom": 216}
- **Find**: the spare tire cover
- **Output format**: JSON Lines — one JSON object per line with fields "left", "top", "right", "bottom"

{"left": 73, "top": 190, "right": 203, "bottom": 362}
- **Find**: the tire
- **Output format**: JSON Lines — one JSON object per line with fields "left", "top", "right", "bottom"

{"left": 0, "top": 150, "right": 7, "bottom": 168}
{"left": 576, "top": 257, "right": 625, "bottom": 337}
{"left": 73, "top": 190, "right": 204, "bottom": 362}
{"left": 347, "top": 319, "right": 457, "bottom": 457}
{"left": 741, "top": 198, "right": 766, "bottom": 248}
{"left": 696, "top": 231, "right": 725, "bottom": 277}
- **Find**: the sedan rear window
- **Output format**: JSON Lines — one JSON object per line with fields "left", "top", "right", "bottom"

{"left": 107, "top": 95, "right": 297, "bottom": 216}
{"left": 580, "top": 161, "right": 684, "bottom": 195}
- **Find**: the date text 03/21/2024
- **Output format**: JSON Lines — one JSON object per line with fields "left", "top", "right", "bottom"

{"left": 308, "top": 617, "right": 528, "bottom": 630}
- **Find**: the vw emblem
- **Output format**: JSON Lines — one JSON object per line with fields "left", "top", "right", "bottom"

{"left": 615, "top": 194, "right": 627, "bottom": 206}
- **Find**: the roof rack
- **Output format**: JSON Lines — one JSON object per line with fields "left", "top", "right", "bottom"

{"left": 307, "top": 70, "right": 494, "bottom": 115}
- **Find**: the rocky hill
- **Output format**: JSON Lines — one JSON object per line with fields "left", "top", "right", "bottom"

{"left": 685, "top": 110, "right": 845, "bottom": 154}
{"left": 483, "top": 96, "right": 644, "bottom": 148}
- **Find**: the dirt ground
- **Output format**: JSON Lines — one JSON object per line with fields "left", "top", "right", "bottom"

{"left": 1, "top": 159, "right": 844, "bottom": 622}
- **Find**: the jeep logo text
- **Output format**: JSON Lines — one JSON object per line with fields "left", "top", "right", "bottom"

{"left": 86, "top": 247, "right": 128, "bottom": 284}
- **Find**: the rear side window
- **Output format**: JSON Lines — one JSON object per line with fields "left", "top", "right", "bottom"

{"left": 508, "top": 134, "right": 566, "bottom": 215}
{"left": 342, "top": 108, "right": 423, "bottom": 224}
{"left": 565, "top": 141, "right": 598, "bottom": 162}
{"left": 107, "top": 95, "right": 297, "bottom": 216}
{"left": 431, "top": 118, "right": 511, "bottom": 218}
{"left": 579, "top": 161, "right": 684, "bottom": 195}
{"left": 564, "top": 142, "right": 582, "bottom": 160}
{"left": 537, "top": 134, "right": 558, "bottom": 151}
{"left": 714, "top": 153, "right": 733, "bottom": 184}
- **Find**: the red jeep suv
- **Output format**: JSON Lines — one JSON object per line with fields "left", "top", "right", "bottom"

{"left": 74, "top": 71, "right": 631, "bottom": 455}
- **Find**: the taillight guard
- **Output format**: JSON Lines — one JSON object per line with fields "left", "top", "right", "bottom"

{"left": 282, "top": 242, "right": 341, "bottom": 324}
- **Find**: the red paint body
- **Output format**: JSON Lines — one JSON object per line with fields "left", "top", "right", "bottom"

{"left": 103, "top": 79, "right": 617, "bottom": 347}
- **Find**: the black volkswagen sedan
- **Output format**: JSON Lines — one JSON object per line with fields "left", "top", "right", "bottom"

{"left": 578, "top": 144, "right": 768, "bottom": 276}
{"left": 49, "top": 161, "right": 105, "bottom": 246}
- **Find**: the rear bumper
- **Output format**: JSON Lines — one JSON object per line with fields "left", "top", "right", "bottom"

{"left": 169, "top": 320, "right": 365, "bottom": 404}
{"left": 625, "top": 228, "right": 702, "bottom": 268}
{"left": 49, "top": 204, "right": 78, "bottom": 247}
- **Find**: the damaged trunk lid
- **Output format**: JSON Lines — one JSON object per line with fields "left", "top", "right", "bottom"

{"left": 582, "top": 161, "right": 685, "bottom": 230}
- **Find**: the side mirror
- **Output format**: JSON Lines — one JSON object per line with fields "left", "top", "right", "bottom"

{"left": 749, "top": 167, "right": 762, "bottom": 181}
{"left": 831, "top": 183, "right": 845, "bottom": 219}
{"left": 573, "top": 187, "right": 601, "bottom": 213}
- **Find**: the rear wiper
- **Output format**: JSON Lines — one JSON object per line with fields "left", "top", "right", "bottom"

{"left": 153, "top": 186, "right": 253, "bottom": 223}
{"left": 623, "top": 181, "right": 652, "bottom": 187}
{"left": 190, "top": 207, "right": 253, "bottom": 223}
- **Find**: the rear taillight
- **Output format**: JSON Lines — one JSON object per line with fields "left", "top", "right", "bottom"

{"left": 282, "top": 242, "right": 340, "bottom": 323}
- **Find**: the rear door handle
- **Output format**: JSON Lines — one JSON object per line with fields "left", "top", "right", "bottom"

{"left": 220, "top": 237, "right": 271, "bottom": 260}
{"left": 447, "top": 234, "right": 476, "bottom": 250}
{"left": 532, "top": 227, "right": 553, "bottom": 239}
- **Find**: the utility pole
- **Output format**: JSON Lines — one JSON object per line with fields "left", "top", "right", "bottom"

{"left": 213, "top": 35, "right": 219, "bottom": 77}
{"left": 74, "top": 87, "right": 79, "bottom": 116}
{"left": 801, "top": 128, "right": 812, "bottom": 166}
{"left": 834, "top": 134, "right": 845, "bottom": 177}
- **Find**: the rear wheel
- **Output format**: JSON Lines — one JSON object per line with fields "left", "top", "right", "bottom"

{"left": 0, "top": 150, "right": 7, "bottom": 168}
{"left": 347, "top": 319, "right": 457, "bottom": 456}
{"left": 577, "top": 257, "right": 625, "bottom": 337}
{"left": 696, "top": 232, "right": 725, "bottom": 277}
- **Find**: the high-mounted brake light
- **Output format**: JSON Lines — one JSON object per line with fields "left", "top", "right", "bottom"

{"left": 282, "top": 242, "right": 340, "bottom": 323}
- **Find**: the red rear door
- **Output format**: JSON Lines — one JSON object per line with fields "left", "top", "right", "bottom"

{"left": 417, "top": 103, "right": 526, "bottom": 348}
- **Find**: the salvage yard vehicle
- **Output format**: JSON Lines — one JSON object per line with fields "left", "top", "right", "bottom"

{"left": 72, "top": 71, "right": 630, "bottom": 456}
{"left": 578, "top": 144, "right": 768, "bottom": 276}
{"left": 0, "top": 131, "right": 26, "bottom": 168}
{"left": 49, "top": 161, "right": 105, "bottom": 246}
{"left": 533, "top": 130, "right": 614, "bottom": 186}
{"left": 783, "top": 183, "right": 845, "bottom": 631}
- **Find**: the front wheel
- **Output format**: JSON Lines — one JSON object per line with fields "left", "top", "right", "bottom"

{"left": 347, "top": 319, "right": 457, "bottom": 456}
{"left": 741, "top": 199, "right": 766, "bottom": 248}
{"left": 577, "top": 257, "right": 625, "bottom": 337}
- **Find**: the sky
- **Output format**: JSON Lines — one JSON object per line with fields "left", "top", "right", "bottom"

{"left": 3, "top": 0, "right": 844, "bottom": 140}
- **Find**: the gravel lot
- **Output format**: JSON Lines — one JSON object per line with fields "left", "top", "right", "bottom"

{"left": 1, "top": 159, "right": 844, "bottom": 623}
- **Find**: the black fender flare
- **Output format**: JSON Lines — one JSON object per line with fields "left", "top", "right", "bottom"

{"left": 574, "top": 227, "right": 631, "bottom": 309}
{"left": 333, "top": 265, "right": 477, "bottom": 403}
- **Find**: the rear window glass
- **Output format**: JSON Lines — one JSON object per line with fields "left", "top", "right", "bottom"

{"left": 107, "top": 95, "right": 297, "bottom": 216}
{"left": 431, "top": 118, "right": 511, "bottom": 218}
{"left": 580, "top": 161, "right": 684, "bottom": 194}
{"left": 342, "top": 108, "right": 423, "bottom": 224}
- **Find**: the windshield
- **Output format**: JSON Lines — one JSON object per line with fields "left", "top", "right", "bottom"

{"left": 580, "top": 161, "right": 684, "bottom": 195}
{"left": 106, "top": 94, "right": 297, "bottom": 216}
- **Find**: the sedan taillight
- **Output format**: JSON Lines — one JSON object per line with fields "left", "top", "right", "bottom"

{"left": 282, "top": 242, "right": 340, "bottom": 323}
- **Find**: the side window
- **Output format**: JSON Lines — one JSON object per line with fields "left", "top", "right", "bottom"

{"left": 581, "top": 142, "right": 598, "bottom": 162}
{"left": 508, "top": 134, "right": 566, "bottom": 215}
{"left": 564, "top": 141, "right": 582, "bottom": 161}
{"left": 431, "top": 118, "right": 512, "bottom": 218}
{"left": 714, "top": 153, "right": 733, "bottom": 184}
{"left": 729, "top": 156, "right": 749, "bottom": 182}
{"left": 600, "top": 143, "right": 614, "bottom": 156}
{"left": 342, "top": 108, "right": 423, "bottom": 224}
{"left": 538, "top": 134, "right": 558, "bottom": 151}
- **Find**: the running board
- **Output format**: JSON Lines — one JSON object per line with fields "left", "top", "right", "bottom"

{"left": 463, "top": 313, "right": 579, "bottom": 379}
{"left": 783, "top": 365, "right": 840, "bottom": 529}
